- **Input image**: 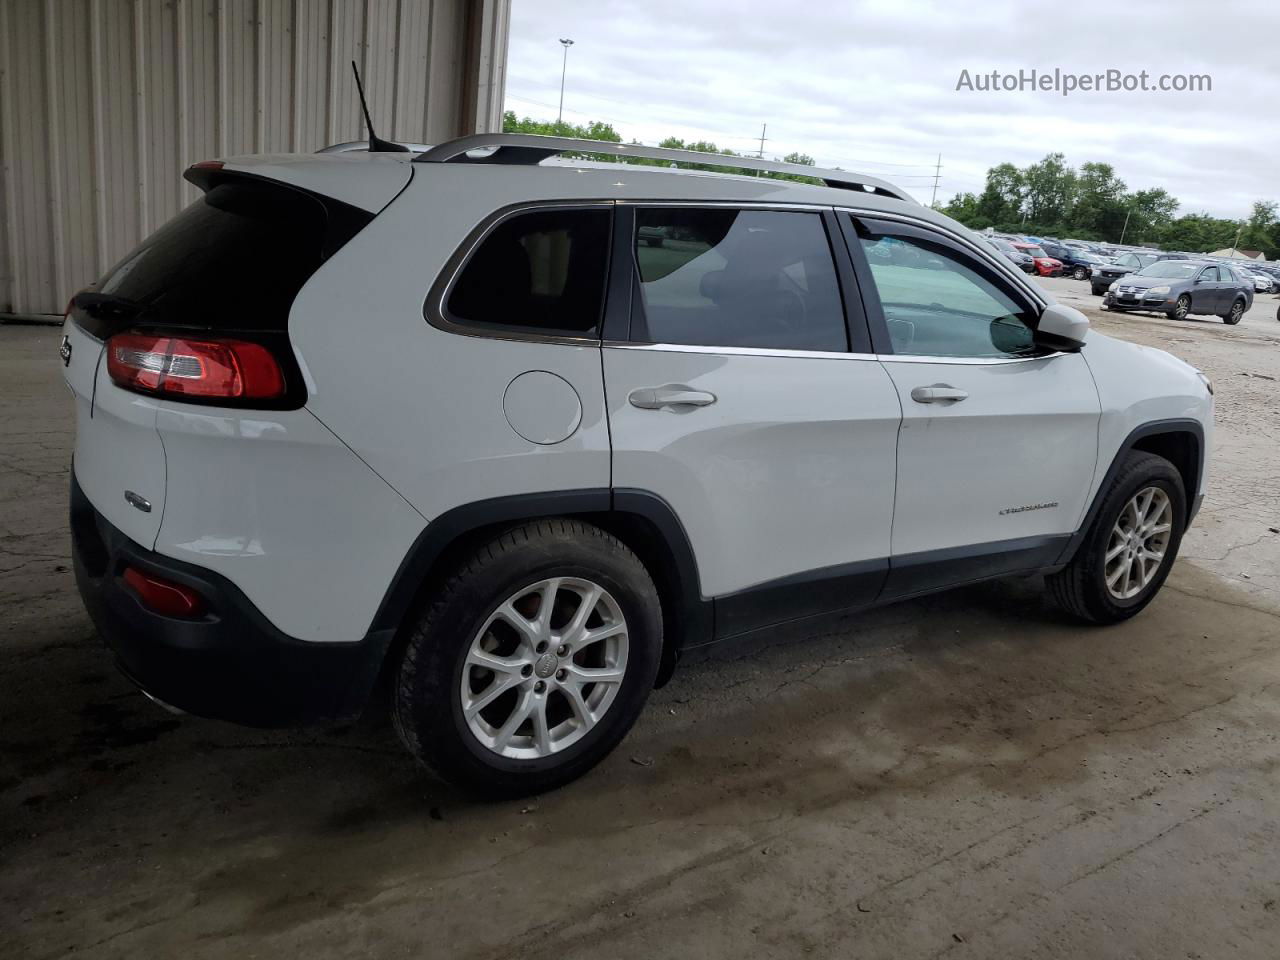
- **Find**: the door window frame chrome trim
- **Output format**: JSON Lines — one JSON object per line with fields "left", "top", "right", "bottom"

{"left": 603, "top": 340, "right": 880, "bottom": 361}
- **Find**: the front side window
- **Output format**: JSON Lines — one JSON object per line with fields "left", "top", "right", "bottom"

{"left": 856, "top": 229, "right": 1040, "bottom": 359}
{"left": 632, "top": 208, "right": 847, "bottom": 351}
{"left": 446, "top": 207, "right": 610, "bottom": 336}
{"left": 1199, "top": 266, "right": 1220, "bottom": 282}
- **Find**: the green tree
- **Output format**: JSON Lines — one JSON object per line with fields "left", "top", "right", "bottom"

{"left": 1238, "top": 200, "right": 1278, "bottom": 257}
{"left": 1156, "top": 213, "right": 1239, "bottom": 253}
{"left": 975, "top": 163, "right": 1025, "bottom": 227}
{"left": 1022, "top": 152, "right": 1076, "bottom": 228}
{"left": 501, "top": 111, "right": 622, "bottom": 143}
{"left": 1072, "top": 162, "right": 1127, "bottom": 238}
{"left": 940, "top": 191, "right": 983, "bottom": 225}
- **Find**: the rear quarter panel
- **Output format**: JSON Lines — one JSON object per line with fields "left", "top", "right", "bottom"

{"left": 289, "top": 167, "right": 614, "bottom": 522}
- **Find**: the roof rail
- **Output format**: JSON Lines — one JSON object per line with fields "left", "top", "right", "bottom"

{"left": 317, "top": 140, "right": 433, "bottom": 154}
{"left": 413, "top": 134, "right": 914, "bottom": 202}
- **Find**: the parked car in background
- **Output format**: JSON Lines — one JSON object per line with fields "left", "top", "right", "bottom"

{"left": 1012, "top": 242, "right": 1064, "bottom": 276}
{"left": 1041, "top": 240, "right": 1100, "bottom": 281}
{"left": 986, "top": 237, "right": 1036, "bottom": 272}
{"left": 62, "top": 132, "right": 1214, "bottom": 795}
{"left": 1251, "top": 263, "right": 1280, "bottom": 291}
{"left": 1231, "top": 264, "right": 1274, "bottom": 293}
{"left": 1104, "top": 258, "right": 1253, "bottom": 323}
{"left": 1090, "top": 251, "right": 1186, "bottom": 295}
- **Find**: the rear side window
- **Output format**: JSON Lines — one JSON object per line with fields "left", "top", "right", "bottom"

{"left": 631, "top": 208, "right": 846, "bottom": 351}
{"left": 446, "top": 207, "right": 611, "bottom": 337}
{"left": 84, "top": 181, "right": 336, "bottom": 336}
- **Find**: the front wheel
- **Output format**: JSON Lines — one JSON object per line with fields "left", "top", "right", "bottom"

{"left": 1169, "top": 294, "right": 1191, "bottom": 320}
{"left": 1223, "top": 298, "right": 1245, "bottom": 325}
{"left": 393, "top": 519, "right": 663, "bottom": 797}
{"left": 1047, "top": 451, "right": 1186, "bottom": 624}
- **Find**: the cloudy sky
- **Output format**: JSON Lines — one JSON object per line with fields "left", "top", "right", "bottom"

{"left": 506, "top": 0, "right": 1278, "bottom": 219}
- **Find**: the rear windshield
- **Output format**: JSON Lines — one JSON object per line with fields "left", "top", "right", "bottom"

{"left": 82, "top": 181, "right": 335, "bottom": 335}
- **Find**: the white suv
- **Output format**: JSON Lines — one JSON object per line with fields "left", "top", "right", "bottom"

{"left": 63, "top": 135, "right": 1213, "bottom": 795}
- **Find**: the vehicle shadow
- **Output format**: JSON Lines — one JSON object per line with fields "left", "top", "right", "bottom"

{"left": 2, "top": 560, "right": 1274, "bottom": 957}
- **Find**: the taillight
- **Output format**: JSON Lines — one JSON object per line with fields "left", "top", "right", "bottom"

{"left": 106, "top": 332, "right": 286, "bottom": 401}
{"left": 123, "top": 567, "right": 206, "bottom": 618}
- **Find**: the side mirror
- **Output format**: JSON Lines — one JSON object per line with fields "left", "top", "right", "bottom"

{"left": 1035, "top": 303, "right": 1089, "bottom": 352}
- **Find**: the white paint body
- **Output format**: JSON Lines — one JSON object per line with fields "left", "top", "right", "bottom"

{"left": 63, "top": 154, "right": 1213, "bottom": 645}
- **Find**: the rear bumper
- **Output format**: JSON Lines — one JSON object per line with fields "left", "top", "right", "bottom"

{"left": 70, "top": 471, "right": 391, "bottom": 727}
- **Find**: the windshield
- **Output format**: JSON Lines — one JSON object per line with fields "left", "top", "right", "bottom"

{"left": 1022, "top": 246, "right": 1047, "bottom": 258}
{"left": 1135, "top": 261, "right": 1201, "bottom": 279}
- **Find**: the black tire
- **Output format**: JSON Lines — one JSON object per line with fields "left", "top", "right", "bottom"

{"left": 1091, "top": 284, "right": 1106, "bottom": 296}
{"left": 1169, "top": 294, "right": 1191, "bottom": 320}
{"left": 1223, "top": 298, "right": 1245, "bottom": 325}
{"left": 393, "top": 519, "right": 663, "bottom": 797}
{"left": 1072, "top": 266, "right": 1088, "bottom": 281}
{"left": 1047, "top": 451, "right": 1186, "bottom": 624}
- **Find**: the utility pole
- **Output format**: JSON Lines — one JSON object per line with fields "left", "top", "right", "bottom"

{"left": 556, "top": 38, "right": 574, "bottom": 126}
{"left": 755, "top": 123, "right": 767, "bottom": 176}
{"left": 1120, "top": 208, "right": 1132, "bottom": 245}
{"left": 1230, "top": 221, "right": 1244, "bottom": 257}
{"left": 930, "top": 153, "right": 942, "bottom": 207}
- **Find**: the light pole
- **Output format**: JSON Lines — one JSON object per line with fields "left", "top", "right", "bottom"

{"left": 557, "top": 38, "right": 574, "bottom": 127}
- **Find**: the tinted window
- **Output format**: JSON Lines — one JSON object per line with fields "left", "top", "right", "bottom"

{"left": 87, "top": 181, "right": 332, "bottom": 334}
{"left": 857, "top": 230, "right": 1040, "bottom": 359}
{"left": 447, "top": 207, "right": 610, "bottom": 336}
{"left": 632, "top": 209, "right": 846, "bottom": 351}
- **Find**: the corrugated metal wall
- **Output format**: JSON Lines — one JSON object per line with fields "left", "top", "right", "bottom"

{"left": 0, "top": 0, "right": 509, "bottom": 316}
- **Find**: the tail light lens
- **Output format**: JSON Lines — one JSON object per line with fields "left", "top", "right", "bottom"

{"left": 123, "top": 567, "right": 206, "bottom": 618}
{"left": 106, "top": 332, "right": 286, "bottom": 401}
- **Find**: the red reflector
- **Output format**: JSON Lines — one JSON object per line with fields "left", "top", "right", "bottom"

{"left": 106, "top": 332, "right": 286, "bottom": 401}
{"left": 123, "top": 567, "right": 206, "bottom": 618}
{"left": 190, "top": 159, "right": 224, "bottom": 172}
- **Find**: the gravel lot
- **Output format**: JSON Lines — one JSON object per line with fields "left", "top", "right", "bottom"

{"left": 3, "top": 280, "right": 1280, "bottom": 959}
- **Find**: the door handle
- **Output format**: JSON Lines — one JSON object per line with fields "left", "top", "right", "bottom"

{"left": 910, "top": 384, "right": 968, "bottom": 404}
{"left": 628, "top": 385, "right": 717, "bottom": 410}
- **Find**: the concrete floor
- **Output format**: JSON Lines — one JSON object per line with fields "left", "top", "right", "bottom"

{"left": 3, "top": 282, "right": 1280, "bottom": 959}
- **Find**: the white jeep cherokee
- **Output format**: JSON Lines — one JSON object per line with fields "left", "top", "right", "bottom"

{"left": 63, "top": 135, "right": 1213, "bottom": 795}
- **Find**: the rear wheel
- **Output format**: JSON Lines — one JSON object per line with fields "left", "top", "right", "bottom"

{"left": 393, "top": 519, "right": 662, "bottom": 797}
{"left": 1223, "top": 298, "right": 1245, "bottom": 325}
{"left": 1072, "top": 266, "right": 1088, "bottom": 280}
{"left": 1047, "top": 451, "right": 1186, "bottom": 624}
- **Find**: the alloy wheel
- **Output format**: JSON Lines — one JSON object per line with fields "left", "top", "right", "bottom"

{"left": 460, "top": 577, "right": 629, "bottom": 759}
{"left": 1105, "top": 486, "right": 1173, "bottom": 601}
{"left": 1173, "top": 296, "right": 1190, "bottom": 320}
{"left": 1228, "top": 300, "right": 1244, "bottom": 324}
